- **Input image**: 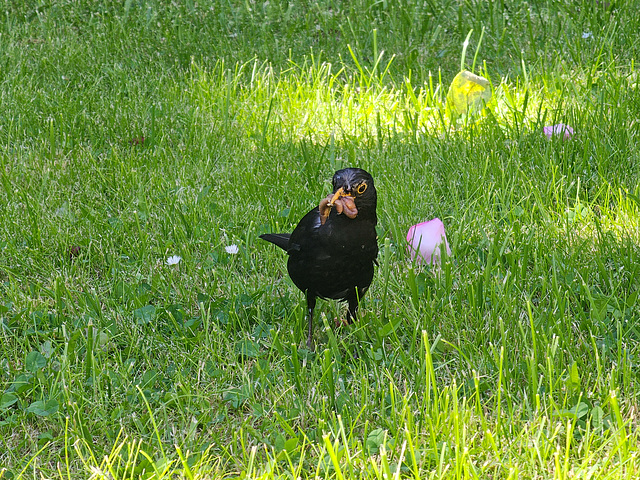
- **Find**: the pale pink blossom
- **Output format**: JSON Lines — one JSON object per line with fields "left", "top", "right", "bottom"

{"left": 225, "top": 244, "right": 239, "bottom": 254}
{"left": 406, "top": 218, "right": 451, "bottom": 266}
{"left": 543, "top": 123, "right": 574, "bottom": 140}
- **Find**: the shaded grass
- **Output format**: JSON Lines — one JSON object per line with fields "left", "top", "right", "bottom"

{"left": 1, "top": 0, "right": 640, "bottom": 478}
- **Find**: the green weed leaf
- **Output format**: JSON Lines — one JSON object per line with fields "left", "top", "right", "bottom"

{"left": 567, "top": 361, "right": 581, "bottom": 392}
{"left": 366, "top": 428, "right": 386, "bottom": 454}
{"left": 134, "top": 305, "right": 156, "bottom": 324}
{"left": 571, "top": 402, "right": 590, "bottom": 419}
{"left": 235, "top": 339, "right": 259, "bottom": 359}
{"left": 25, "top": 351, "right": 47, "bottom": 372}
{"left": 222, "top": 386, "right": 251, "bottom": 409}
{"left": 27, "top": 399, "right": 59, "bottom": 417}
{"left": 591, "top": 406, "right": 605, "bottom": 429}
{"left": 0, "top": 393, "right": 18, "bottom": 410}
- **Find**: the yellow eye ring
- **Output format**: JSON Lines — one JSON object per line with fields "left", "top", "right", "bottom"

{"left": 356, "top": 182, "right": 367, "bottom": 195}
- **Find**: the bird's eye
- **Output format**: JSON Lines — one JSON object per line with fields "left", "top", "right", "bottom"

{"left": 356, "top": 182, "right": 367, "bottom": 195}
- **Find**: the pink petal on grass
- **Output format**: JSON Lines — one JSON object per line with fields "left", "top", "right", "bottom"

{"left": 406, "top": 218, "right": 451, "bottom": 266}
{"left": 543, "top": 123, "right": 574, "bottom": 140}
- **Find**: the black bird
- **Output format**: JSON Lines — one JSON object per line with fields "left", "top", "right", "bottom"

{"left": 260, "top": 168, "right": 378, "bottom": 348}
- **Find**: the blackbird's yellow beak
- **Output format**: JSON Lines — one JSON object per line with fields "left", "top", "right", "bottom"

{"left": 327, "top": 187, "right": 344, "bottom": 206}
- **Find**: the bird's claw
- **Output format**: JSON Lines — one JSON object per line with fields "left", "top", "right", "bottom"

{"left": 333, "top": 316, "right": 351, "bottom": 327}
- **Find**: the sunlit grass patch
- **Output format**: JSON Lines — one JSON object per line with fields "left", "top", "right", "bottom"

{"left": 187, "top": 52, "right": 637, "bottom": 160}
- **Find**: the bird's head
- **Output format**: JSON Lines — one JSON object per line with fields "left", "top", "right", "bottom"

{"left": 319, "top": 168, "right": 377, "bottom": 224}
{"left": 331, "top": 168, "right": 377, "bottom": 207}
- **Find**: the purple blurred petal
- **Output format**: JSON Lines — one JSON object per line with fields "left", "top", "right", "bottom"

{"left": 406, "top": 218, "right": 451, "bottom": 266}
{"left": 543, "top": 123, "right": 574, "bottom": 140}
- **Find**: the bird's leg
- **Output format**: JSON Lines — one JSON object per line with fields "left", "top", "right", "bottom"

{"left": 346, "top": 286, "right": 367, "bottom": 325}
{"left": 346, "top": 292, "right": 362, "bottom": 360}
{"left": 346, "top": 295, "right": 359, "bottom": 325}
{"left": 306, "top": 292, "right": 317, "bottom": 349}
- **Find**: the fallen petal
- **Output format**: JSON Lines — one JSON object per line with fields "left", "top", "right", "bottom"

{"left": 446, "top": 70, "right": 492, "bottom": 117}
{"left": 406, "top": 218, "right": 451, "bottom": 266}
{"left": 543, "top": 123, "right": 574, "bottom": 140}
{"left": 166, "top": 255, "right": 182, "bottom": 265}
{"left": 225, "top": 244, "right": 239, "bottom": 255}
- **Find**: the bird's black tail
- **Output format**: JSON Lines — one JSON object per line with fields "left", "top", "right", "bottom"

{"left": 259, "top": 233, "right": 291, "bottom": 251}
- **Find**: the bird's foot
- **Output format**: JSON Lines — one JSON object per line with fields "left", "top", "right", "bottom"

{"left": 333, "top": 317, "right": 352, "bottom": 328}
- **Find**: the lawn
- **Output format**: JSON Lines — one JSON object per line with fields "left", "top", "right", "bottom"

{"left": 1, "top": 1, "right": 640, "bottom": 478}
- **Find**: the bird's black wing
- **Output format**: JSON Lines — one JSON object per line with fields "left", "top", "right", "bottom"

{"left": 259, "top": 233, "right": 291, "bottom": 251}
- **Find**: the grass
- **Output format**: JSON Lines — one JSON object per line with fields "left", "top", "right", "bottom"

{"left": 1, "top": 0, "right": 640, "bottom": 478}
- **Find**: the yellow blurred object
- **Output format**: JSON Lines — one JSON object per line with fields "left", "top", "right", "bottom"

{"left": 446, "top": 70, "right": 491, "bottom": 117}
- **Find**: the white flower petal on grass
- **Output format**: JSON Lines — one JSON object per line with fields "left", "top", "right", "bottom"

{"left": 543, "top": 123, "right": 574, "bottom": 140}
{"left": 582, "top": 32, "right": 593, "bottom": 39}
{"left": 406, "top": 218, "right": 451, "bottom": 267}
{"left": 225, "top": 244, "right": 239, "bottom": 255}
{"left": 166, "top": 255, "right": 182, "bottom": 265}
